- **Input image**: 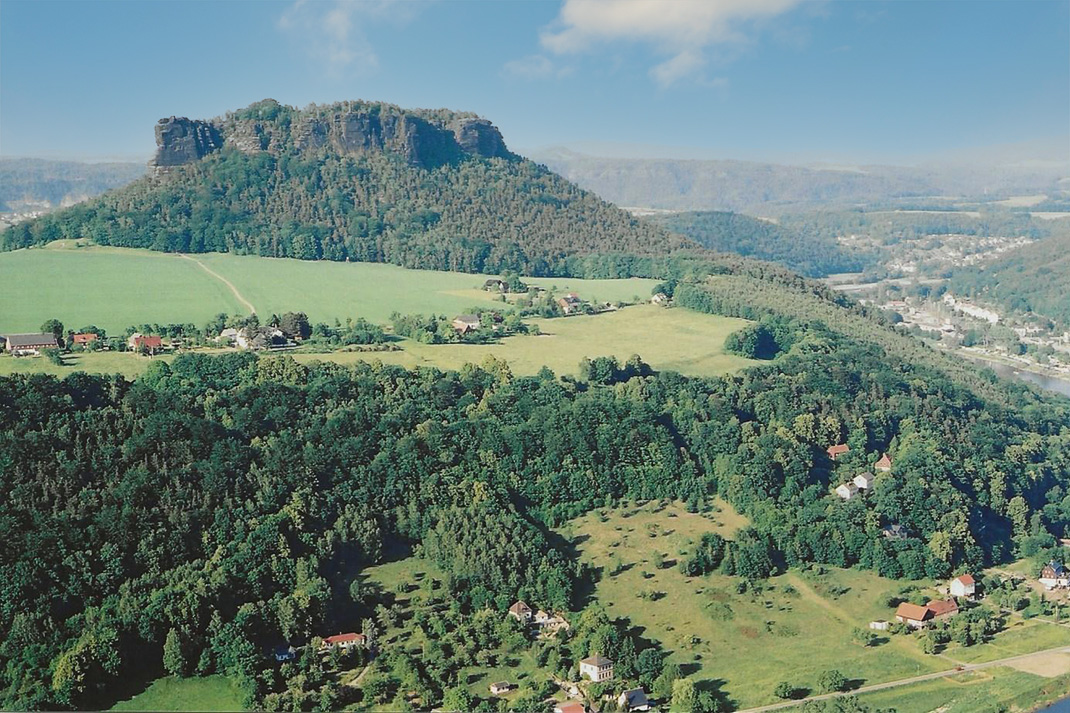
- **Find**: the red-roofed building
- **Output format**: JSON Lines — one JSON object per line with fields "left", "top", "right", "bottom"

{"left": 72, "top": 333, "right": 98, "bottom": 346}
{"left": 554, "top": 703, "right": 586, "bottom": 713}
{"left": 926, "top": 599, "right": 959, "bottom": 620}
{"left": 950, "top": 574, "right": 976, "bottom": 598}
{"left": 895, "top": 602, "right": 932, "bottom": 628}
{"left": 827, "top": 444, "right": 850, "bottom": 461}
{"left": 319, "top": 632, "right": 365, "bottom": 652}
{"left": 129, "top": 333, "right": 164, "bottom": 353}
{"left": 875, "top": 453, "right": 892, "bottom": 472}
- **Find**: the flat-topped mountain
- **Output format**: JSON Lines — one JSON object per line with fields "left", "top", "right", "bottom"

{"left": 151, "top": 100, "right": 514, "bottom": 171}
{"left": 3, "top": 99, "right": 689, "bottom": 274}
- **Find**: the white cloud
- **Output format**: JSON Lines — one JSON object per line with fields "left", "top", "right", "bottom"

{"left": 539, "top": 0, "right": 804, "bottom": 86}
{"left": 501, "top": 54, "right": 573, "bottom": 80}
{"left": 278, "top": 0, "right": 423, "bottom": 76}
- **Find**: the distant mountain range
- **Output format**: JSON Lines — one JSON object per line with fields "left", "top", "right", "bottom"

{"left": 0, "top": 158, "right": 146, "bottom": 212}
{"left": 531, "top": 147, "right": 1070, "bottom": 213}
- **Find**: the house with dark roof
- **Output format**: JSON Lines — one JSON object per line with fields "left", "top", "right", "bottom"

{"left": 484, "top": 278, "right": 508, "bottom": 293}
{"left": 853, "top": 472, "right": 875, "bottom": 490}
{"left": 507, "top": 600, "right": 533, "bottom": 623}
{"left": 274, "top": 644, "right": 297, "bottom": 662}
{"left": 452, "top": 314, "right": 481, "bottom": 334}
{"left": 579, "top": 654, "right": 614, "bottom": 682}
{"left": 882, "top": 524, "right": 909, "bottom": 540}
{"left": 1040, "top": 561, "right": 1069, "bottom": 589}
{"left": 3, "top": 333, "right": 58, "bottom": 356}
{"left": 618, "top": 688, "right": 650, "bottom": 712}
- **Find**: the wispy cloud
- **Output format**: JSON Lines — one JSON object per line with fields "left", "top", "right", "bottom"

{"left": 538, "top": 0, "right": 805, "bottom": 86}
{"left": 501, "top": 54, "right": 573, "bottom": 80}
{"left": 278, "top": 0, "right": 423, "bottom": 77}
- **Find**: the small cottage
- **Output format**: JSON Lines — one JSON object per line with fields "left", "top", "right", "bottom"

{"left": 895, "top": 602, "right": 933, "bottom": 628}
{"left": 853, "top": 472, "right": 875, "bottom": 490}
{"left": 827, "top": 444, "right": 850, "bottom": 460}
{"left": 869, "top": 621, "right": 889, "bottom": 631}
{"left": 319, "top": 632, "right": 365, "bottom": 652}
{"left": 554, "top": 702, "right": 586, "bottom": 713}
{"left": 508, "top": 600, "right": 533, "bottom": 623}
{"left": 452, "top": 314, "right": 481, "bottom": 334}
{"left": 874, "top": 453, "right": 892, "bottom": 472}
{"left": 1040, "top": 561, "right": 1069, "bottom": 590}
{"left": 618, "top": 688, "right": 650, "bottom": 712}
{"left": 835, "top": 482, "right": 859, "bottom": 500}
{"left": 489, "top": 682, "right": 513, "bottom": 695}
{"left": 950, "top": 574, "right": 976, "bottom": 598}
{"left": 927, "top": 599, "right": 959, "bottom": 621}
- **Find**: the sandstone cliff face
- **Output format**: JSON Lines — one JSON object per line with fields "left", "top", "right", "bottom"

{"left": 151, "top": 118, "right": 223, "bottom": 170}
{"left": 150, "top": 100, "right": 514, "bottom": 172}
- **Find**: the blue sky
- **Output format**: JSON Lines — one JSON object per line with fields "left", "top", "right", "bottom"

{"left": 1, "top": 0, "right": 1067, "bottom": 165}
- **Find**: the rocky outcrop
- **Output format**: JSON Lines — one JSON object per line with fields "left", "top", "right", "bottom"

{"left": 150, "top": 118, "right": 222, "bottom": 171}
{"left": 150, "top": 100, "right": 515, "bottom": 173}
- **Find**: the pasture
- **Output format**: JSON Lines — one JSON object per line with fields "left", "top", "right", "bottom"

{"left": 0, "top": 242, "right": 659, "bottom": 333}
{"left": 561, "top": 501, "right": 946, "bottom": 709}
{"left": 108, "top": 675, "right": 245, "bottom": 712}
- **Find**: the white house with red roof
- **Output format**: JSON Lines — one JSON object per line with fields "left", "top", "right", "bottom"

{"left": 319, "top": 632, "right": 365, "bottom": 652}
{"left": 950, "top": 574, "right": 976, "bottom": 598}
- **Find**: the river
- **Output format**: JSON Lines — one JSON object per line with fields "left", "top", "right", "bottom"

{"left": 1040, "top": 697, "right": 1070, "bottom": 712}
{"left": 959, "top": 355, "right": 1070, "bottom": 399}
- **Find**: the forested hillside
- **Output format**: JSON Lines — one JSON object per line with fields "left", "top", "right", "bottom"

{"left": 0, "top": 100, "right": 690, "bottom": 276}
{"left": 951, "top": 231, "right": 1070, "bottom": 325}
{"left": 649, "top": 210, "right": 870, "bottom": 277}
{"left": 4, "top": 280, "right": 1070, "bottom": 709}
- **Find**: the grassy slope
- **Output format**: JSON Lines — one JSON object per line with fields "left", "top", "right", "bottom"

{"left": 560, "top": 501, "right": 1070, "bottom": 711}
{"left": 108, "top": 675, "right": 245, "bottom": 712}
{"left": 0, "top": 305, "right": 756, "bottom": 380}
{"left": 0, "top": 243, "right": 659, "bottom": 333}
{"left": 855, "top": 667, "right": 1070, "bottom": 713}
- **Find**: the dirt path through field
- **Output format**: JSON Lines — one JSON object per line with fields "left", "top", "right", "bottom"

{"left": 178, "top": 254, "right": 257, "bottom": 315}
{"left": 735, "top": 644, "right": 1070, "bottom": 712}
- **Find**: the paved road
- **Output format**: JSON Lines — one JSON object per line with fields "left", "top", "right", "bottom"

{"left": 735, "top": 644, "right": 1070, "bottom": 713}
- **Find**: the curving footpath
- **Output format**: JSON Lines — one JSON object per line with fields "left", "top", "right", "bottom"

{"left": 178, "top": 254, "right": 257, "bottom": 315}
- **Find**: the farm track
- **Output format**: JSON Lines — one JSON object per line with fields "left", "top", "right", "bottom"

{"left": 735, "top": 644, "right": 1070, "bottom": 712}
{"left": 178, "top": 254, "right": 257, "bottom": 315}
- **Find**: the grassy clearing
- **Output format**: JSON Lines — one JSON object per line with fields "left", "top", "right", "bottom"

{"left": 562, "top": 501, "right": 945, "bottom": 709}
{"left": 0, "top": 242, "right": 659, "bottom": 333}
{"left": 942, "top": 618, "right": 1070, "bottom": 664}
{"left": 855, "top": 667, "right": 1070, "bottom": 713}
{"left": 109, "top": 675, "right": 245, "bottom": 712}
{"left": 294, "top": 305, "right": 755, "bottom": 377}
{"left": 0, "top": 304, "right": 755, "bottom": 380}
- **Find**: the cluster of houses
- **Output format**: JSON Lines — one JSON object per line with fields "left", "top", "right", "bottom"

{"left": 217, "top": 326, "right": 294, "bottom": 351}
{"left": 873, "top": 574, "right": 975, "bottom": 630}
{"left": 832, "top": 450, "right": 892, "bottom": 500}
{"left": 507, "top": 600, "right": 571, "bottom": 635}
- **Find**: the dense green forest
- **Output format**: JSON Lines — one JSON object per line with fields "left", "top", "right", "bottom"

{"left": 951, "top": 232, "right": 1070, "bottom": 325}
{"left": 4, "top": 281, "right": 1070, "bottom": 709}
{"left": 0, "top": 102, "right": 690, "bottom": 276}
{"left": 649, "top": 211, "right": 870, "bottom": 277}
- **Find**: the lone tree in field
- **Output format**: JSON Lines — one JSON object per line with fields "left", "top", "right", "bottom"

{"left": 817, "top": 669, "right": 849, "bottom": 693}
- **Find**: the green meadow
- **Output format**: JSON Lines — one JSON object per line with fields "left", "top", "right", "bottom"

{"left": 0, "top": 242, "right": 659, "bottom": 333}
{"left": 108, "top": 675, "right": 245, "bottom": 712}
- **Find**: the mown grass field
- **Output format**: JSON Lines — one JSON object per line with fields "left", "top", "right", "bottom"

{"left": 0, "top": 242, "right": 659, "bottom": 333}
{"left": 0, "top": 304, "right": 756, "bottom": 380}
{"left": 108, "top": 675, "right": 245, "bottom": 712}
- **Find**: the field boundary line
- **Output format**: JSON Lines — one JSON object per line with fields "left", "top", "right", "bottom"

{"left": 178, "top": 254, "right": 256, "bottom": 315}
